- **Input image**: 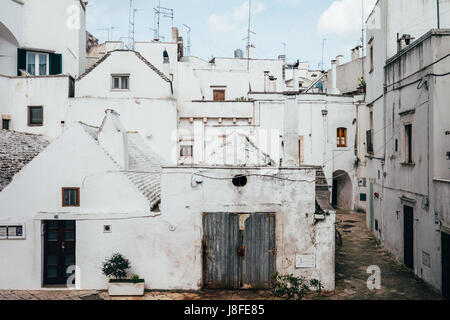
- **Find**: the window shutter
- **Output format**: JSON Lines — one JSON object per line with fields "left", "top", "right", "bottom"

{"left": 49, "top": 53, "right": 62, "bottom": 75}
{"left": 17, "top": 48, "right": 26, "bottom": 76}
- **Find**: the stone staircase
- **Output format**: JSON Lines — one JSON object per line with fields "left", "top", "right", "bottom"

{"left": 315, "top": 168, "right": 333, "bottom": 211}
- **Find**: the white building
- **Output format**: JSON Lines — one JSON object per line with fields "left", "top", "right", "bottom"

{"left": 0, "top": 0, "right": 86, "bottom": 134}
{"left": 0, "top": 111, "right": 335, "bottom": 291}
{"left": 364, "top": 0, "right": 450, "bottom": 297}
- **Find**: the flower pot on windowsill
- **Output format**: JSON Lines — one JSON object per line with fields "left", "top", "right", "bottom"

{"left": 108, "top": 279, "right": 145, "bottom": 296}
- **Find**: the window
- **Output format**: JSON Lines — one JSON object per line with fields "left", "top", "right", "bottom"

{"left": 2, "top": 119, "right": 10, "bottom": 130}
{"left": 111, "top": 75, "right": 130, "bottom": 90}
{"left": 213, "top": 89, "right": 225, "bottom": 101}
{"left": 367, "top": 108, "right": 374, "bottom": 154}
{"left": 28, "top": 106, "right": 43, "bottom": 126}
{"left": 26, "top": 52, "right": 49, "bottom": 76}
{"left": 405, "top": 124, "right": 413, "bottom": 163}
{"left": 0, "top": 224, "right": 25, "bottom": 239}
{"left": 337, "top": 128, "right": 347, "bottom": 147}
{"left": 180, "top": 145, "right": 193, "bottom": 157}
{"left": 69, "top": 77, "right": 75, "bottom": 98}
{"left": 163, "top": 50, "right": 169, "bottom": 63}
{"left": 62, "top": 188, "right": 80, "bottom": 207}
{"left": 369, "top": 44, "right": 374, "bottom": 72}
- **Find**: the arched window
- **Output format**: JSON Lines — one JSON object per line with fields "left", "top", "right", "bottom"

{"left": 337, "top": 127, "right": 347, "bottom": 147}
{"left": 163, "top": 50, "right": 169, "bottom": 64}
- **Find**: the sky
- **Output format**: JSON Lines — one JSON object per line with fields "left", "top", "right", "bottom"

{"left": 85, "top": 0, "right": 377, "bottom": 70}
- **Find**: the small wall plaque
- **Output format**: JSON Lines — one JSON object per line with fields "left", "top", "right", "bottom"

{"left": 295, "top": 254, "right": 315, "bottom": 268}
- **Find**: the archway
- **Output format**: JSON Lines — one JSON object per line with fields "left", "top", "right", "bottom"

{"left": 332, "top": 170, "right": 353, "bottom": 210}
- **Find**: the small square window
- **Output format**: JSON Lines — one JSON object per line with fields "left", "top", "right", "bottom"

{"left": 62, "top": 188, "right": 80, "bottom": 207}
{"left": 112, "top": 75, "right": 130, "bottom": 90}
{"left": 0, "top": 224, "right": 25, "bottom": 239}
{"left": 28, "top": 106, "right": 43, "bottom": 126}
{"left": 180, "top": 145, "right": 193, "bottom": 157}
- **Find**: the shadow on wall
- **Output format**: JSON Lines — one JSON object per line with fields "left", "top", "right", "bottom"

{"left": 332, "top": 170, "right": 353, "bottom": 211}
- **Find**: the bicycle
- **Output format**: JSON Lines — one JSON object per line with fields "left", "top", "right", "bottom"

{"left": 335, "top": 220, "right": 343, "bottom": 247}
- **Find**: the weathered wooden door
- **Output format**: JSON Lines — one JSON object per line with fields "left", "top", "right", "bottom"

{"left": 203, "top": 213, "right": 276, "bottom": 289}
{"left": 442, "top": 232, "right": 450, "bottom": 300}
{"left": 43, "top": 220, "right": 76, "bottom": 285}
{"left": 403, "top": 206, "right": 414, "bottom": 270}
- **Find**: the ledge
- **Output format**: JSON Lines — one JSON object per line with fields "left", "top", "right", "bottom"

{"left": 401, "top": 162, "right": 416, "bottom": 167}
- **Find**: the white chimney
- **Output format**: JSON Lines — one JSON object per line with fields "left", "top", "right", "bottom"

{"left": 336, "top": 55, "right": 344, "bottom": 66}
{"left": 351, "top": 46, "right": 362, "bottom": 61}
{"left": 293, "top": 68, "right": 299, "bottom": 92}
{"left": 98, "top": 109, "right": 129, "bottom": 170}
{"left": 283, "top": 94, "right": 299, "bottom": 166}
{"left": 328, "top": 60, "right": 340, "bottom": 95}
{"left": 172, "top": 27, "right": 179, "bottom": 43}
{"left": 264, "top": 71, "right": 270, "bottom": 92}
{"left": 247, "top": 44, "right": 255, "bottom": 59}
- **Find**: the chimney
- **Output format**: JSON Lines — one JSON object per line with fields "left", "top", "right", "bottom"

{"left": 98, "top": 109, "right": 129, "bottom": 170}
{"left": 172, "top": 27, "right": 179, "bottom": 43}
{"left": 328, "top": 60, "right": 340, "bottom": 95}
{"left": 247, "top": 44, "right": 255, "bottom": 59}
{"left": 293, "top": 68, "right": 299, "bottom": 92}
{"left": 336, "top": 55, "right": 344, "bottom": 66}
{"left": 283, "top": 94, "right": 299, "bottom": 167}
{"left": 351, "top": 45, "right": 362, "bottom": 61}
{"left": 264, "top": 71, "right": 270, "bottom": 92}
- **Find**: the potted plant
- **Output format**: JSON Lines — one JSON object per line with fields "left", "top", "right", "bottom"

{"left": 102, "top": 253, "right": 145, "bottom": 296}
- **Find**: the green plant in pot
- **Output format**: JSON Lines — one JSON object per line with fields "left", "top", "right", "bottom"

{"left": 102, "top": 253, "right": 145, "bottom": 296}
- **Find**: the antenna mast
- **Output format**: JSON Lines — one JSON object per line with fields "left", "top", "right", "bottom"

{"left": 183, "top": 24, "right": 191, "bottom": 56}
{"left": 320, "top": 38, "right": 326, "bottom": 71}
{"left": 243, "top": 0, "right": 256, "bottom": 71}
{"left": 127, "top": 0, "right": 133, "bottom": 49}
{"left": 153, "top": 0, "right": 174, "bottom": 40}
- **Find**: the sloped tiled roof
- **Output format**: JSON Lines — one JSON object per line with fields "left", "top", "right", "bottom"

{"left": 125, "top": 133, "right": 165, "bottom": 211}
{"left": 80, "top": 124, "right": 164, "bottom": 212}
{"left": 0, "top": 130, "right": 49, "bottom": 191}
{"left": 207, "top": 131, "right": 276, "bottom": 166}
{"left": 77, "top": 50, "right": 171, "bottom": 83}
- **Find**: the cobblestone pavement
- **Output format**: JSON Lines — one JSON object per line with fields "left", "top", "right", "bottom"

{"left": 324, "top": 210, "right": 442, "bottom": 300}
{"left": 0, "top": 210, "right": 442, "bottom": 300}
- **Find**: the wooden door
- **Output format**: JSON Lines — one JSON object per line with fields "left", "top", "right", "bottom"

{"left": 403, "top": 206, "right": 414, "bottom": 270}
{"left": 43, "top": 220, "right": 76, "bottom": 285}
{"left": 203, "top": 213, "right": 276, "bottom": 289}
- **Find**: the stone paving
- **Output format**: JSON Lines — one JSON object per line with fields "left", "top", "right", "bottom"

{"left": 0, "top": 210, "right": 443, "bottom": 300}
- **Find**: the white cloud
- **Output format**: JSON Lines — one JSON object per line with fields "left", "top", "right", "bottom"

{"left": 318, "top": 0, "right": 377, "bottom": 37}
{"left": 232, "top": 1, "right": 266, "bottom": 22}
{"left": 208, "top": 1, "right": 265, "bottom": 34}
{"left": 207, "top": 14, "right": 232, "bottom": 33}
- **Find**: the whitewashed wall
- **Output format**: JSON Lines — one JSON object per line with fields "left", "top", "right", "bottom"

{"left": 21, "top": 0, "right": 86, "bottom": 77}
{"left": 0, "top": 75, "right": 70, "bottom": 138}
{"left": 0, "top": 123, "right": 151, "bottom": 289}
{"left": 161, "top": 166, "right": 336, "bottom": 292}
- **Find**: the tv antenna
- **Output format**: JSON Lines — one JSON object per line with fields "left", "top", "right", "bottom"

{"left": 97, "top": 27, "right": 118, "bottom": 41}
{"left": 183, "top": 24, "right": 191, "bottom": 56}
{"left": 153, "top": 0, "right": 174, "bottom": 40}
{"left": 242, "top": 0, "right": 256, "bottom": 70}
{"left": 319, "top": 38, "right": 327, "bottom": 71}
{"left": 131, "top": 8, "right": 144, "bottom": 49}
{"left": 127, "top": 0, "right": 133, "bottom": 49}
